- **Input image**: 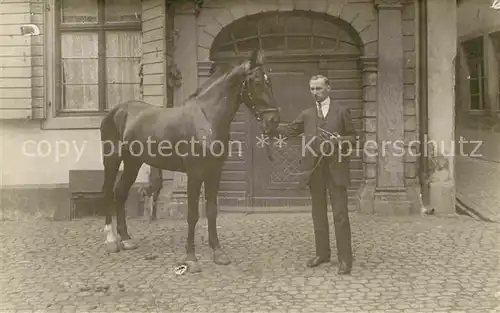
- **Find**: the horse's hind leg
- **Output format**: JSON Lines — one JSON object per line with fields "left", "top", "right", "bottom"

{"left": 182, "top": 172, "right": 203, "bottom": 273}
{"left": 114, "top": 156, "right": 142, "bottom": 250}
{"left": 102, "top": 154, "right": 121, "bottom": 253}
{"left": 204, "top": 167, "right": 231, "bottom": 265}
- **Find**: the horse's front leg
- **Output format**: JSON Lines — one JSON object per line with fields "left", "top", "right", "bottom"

{"left": 182, "top": 173, "right": 203, "bottom": 273}
{"left": 205, "top": 169, "right": 231, "bottom": 265}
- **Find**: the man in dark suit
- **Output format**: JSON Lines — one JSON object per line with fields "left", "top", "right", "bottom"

{"left": 272, "top": 75, "right": 357, "bottom": 275}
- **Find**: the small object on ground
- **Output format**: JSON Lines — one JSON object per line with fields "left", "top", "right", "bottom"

{"left": 421, "top": 206, "right": 435, "bottom": 215}
{"left": 145, "top": 254, "right": 158, "bottom": 260}
{"left": 174, "top": 264, "right": 187, "bottom": 275}
{"left": 94, "top": 285, "right": 110, "bottom": 293}
{"left": 117, "top": 282, "right": 125, "bottom": 292}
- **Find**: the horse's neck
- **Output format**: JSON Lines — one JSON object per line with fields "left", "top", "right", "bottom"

{"left": 203, "top": 94, "right": 240, "bottom": 135}
{"left": 198, "top": 75, "right": 244, "bottom": 133}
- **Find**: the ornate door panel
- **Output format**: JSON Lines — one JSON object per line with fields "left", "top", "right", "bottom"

{"left": 250, "top": 62, "right": 319, "bottom": 206}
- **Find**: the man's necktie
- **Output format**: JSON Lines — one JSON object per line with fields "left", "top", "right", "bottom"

{"left": 317, "top": 102, "right": 324, "bottom": 120}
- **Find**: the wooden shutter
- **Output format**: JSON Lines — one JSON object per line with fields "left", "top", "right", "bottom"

{"left": 0, "top": 2, "right": 34, "bottom": 119}
{"left": 141, "top": 0, "right": 166, "bottom": 107}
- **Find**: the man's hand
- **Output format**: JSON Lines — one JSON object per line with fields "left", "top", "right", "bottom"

{"left": 269, "top": 123, "right": 287, "bottom": 137}
{"left": 318, "top": 128, "right": 340, "bottom": 142}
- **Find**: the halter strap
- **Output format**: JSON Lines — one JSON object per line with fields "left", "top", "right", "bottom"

{"left": 239, "top": 69, "right": 279, "bottom": 121}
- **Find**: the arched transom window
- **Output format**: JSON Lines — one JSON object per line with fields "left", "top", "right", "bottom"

{"left": 211, "top": 11, "right": 362, "bottom": 59}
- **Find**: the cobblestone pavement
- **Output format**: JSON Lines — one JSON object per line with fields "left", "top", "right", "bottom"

{"left": 456, "top": 155, "right": 500, "bottom": 222}
{"left": 458, "top": 128, "right": 500, "bottom": 163}
{"left": 1, "top": 213, "right": 499, "bottom": 313}
{"left": 456, "top": 126, "right": 500, "bottom": 222}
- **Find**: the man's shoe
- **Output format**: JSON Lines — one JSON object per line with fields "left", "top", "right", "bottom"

{"left": 337, "top": 261, "right": 351, "bottom": 275}
{"left": 306, "top": 256, "right": 330, "bottom": 268}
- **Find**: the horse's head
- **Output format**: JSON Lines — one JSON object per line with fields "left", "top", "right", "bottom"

{"left": 240, "top": 49, "right": 280, "bottom": 135}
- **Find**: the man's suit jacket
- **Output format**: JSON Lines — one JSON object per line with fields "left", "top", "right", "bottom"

{"left": 276, "top": 97, "right": 357, "bottom": 187}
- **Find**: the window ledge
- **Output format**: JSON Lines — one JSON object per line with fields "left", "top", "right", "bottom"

{"left": 41, "top": 115, "right": 104, "bottom": 130}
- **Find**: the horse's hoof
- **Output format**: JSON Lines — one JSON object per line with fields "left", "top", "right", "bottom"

{"left": 120, "top": 240, "right": 138, "bottom": 250}
{"left": 213, "top": 250, "right": 231, "bottom": 265}
{"left": 184, "top": 260, "right": 202, "bottom": 273}
{"left": 105, "top": 241, "right": 120, "bottom": 253}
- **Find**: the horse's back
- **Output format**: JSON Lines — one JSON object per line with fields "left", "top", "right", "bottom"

{"left": 101, "top": 100, "right": 165, "bottom": 138}
{"left": 100, "top": 99, "right": 213, "bottom": 150}
{"left": 108, "top": 100, "right": 161, "bottom": 122}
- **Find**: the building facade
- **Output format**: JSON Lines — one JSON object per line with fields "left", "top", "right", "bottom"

{"left": 0, "top": 0, "right": 498, "bottom": 219}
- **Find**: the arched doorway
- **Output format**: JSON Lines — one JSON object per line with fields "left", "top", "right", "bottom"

{"left": 210, "top": 11, "right": 364, "bottom": 209}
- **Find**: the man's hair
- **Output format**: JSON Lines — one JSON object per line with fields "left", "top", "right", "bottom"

{"left": 309, "top": 75, "right": 330, "bottom": 86}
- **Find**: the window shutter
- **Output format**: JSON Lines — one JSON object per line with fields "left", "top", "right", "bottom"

{"left": 141, "top": 0, "right": 166, "bottom": 107}
{"left": 0, "top": 2, "right": 34, "bottom": 119}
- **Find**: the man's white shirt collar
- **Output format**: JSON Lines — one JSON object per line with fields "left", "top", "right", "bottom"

{"left": 317, "top": 97, "right": 330, "bottom": 117}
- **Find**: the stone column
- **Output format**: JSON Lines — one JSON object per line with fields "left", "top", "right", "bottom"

{"left": 426, "top": 0, "right": 456, "bottom": 214}
{"left": 168, "top": 2, "right": 205, "bottom": 219}
{"left": 373, "top": 0, "right": 411, "bottom": 215}
{"left": 358, "top": 56, "right": 378, "bottom": 214}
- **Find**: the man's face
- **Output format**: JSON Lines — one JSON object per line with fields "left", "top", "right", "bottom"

{"left": 309, "top": 78, "right": 330, "bottom": 103}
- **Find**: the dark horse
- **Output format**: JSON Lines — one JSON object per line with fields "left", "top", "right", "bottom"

{"left": 99, "top": 50, "right": 280, "bottom": 272}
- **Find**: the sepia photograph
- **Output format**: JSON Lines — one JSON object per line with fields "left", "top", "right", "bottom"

{"left": 0, "top": 0, "right": 499, "bottom": 312}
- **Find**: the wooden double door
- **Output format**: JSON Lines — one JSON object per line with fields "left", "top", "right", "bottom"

{"left": 248, "top": 61, "right": 320, "bottom": 207}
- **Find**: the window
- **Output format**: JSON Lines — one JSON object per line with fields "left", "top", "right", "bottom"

{"left": 211, "top": 11, "right": 361, "bottom": 60}
{"left": 492, "top": 32, "right": 500, "bottom": 106}
{"left": 56, "top": 0, "right": 142, "bottom": 115}
{"left": 463, "top": 37, "right": 486, "bottom": 111}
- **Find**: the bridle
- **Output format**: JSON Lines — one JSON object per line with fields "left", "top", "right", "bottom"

{"left": 239, "top": 67, "right": 280, "bottom": 122}
{"left": 239, "top": 66, "right": 280, "bottom": 161}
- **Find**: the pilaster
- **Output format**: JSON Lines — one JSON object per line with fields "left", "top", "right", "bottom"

{"left": 373, "top": 0, "right": 412, "bottom": 215}
{"left": 168, "top": 2, "right": 205, "bottom": 218}
{"left": 357, "top": 56, "right": 378, "bottom": 214}
{"left": 426, "top": 0, "right": 457, "bottom": 214}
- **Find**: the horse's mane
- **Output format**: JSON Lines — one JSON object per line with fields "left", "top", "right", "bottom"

{"left": 185, "top": 61, "right": 242, "bottom": 101}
